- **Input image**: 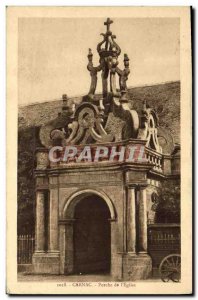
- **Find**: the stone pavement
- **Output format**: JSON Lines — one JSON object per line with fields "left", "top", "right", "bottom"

{"left": 18, "top": 272, "right": 161, "bottom": 282}
{"left": 18, "top": 273, "right": 114, "bottom": 282}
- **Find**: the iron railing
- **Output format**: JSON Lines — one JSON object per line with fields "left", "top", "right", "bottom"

{"left": 17, "top": 235, "right": 35, "bottom": 264}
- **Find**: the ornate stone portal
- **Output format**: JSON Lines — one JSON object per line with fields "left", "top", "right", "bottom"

{"left": 32, "top": 18, "right": 178, "bottom": 280}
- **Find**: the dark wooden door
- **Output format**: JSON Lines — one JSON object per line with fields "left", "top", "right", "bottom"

{"left": 74, "top": 196, "right": 111, "bottom": 274}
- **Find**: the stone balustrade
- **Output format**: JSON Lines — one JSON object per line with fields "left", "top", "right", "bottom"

{"left": 145, "top": 148, "right": 163, "bottom": 173}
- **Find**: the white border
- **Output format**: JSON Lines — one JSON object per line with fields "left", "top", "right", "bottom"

{"left": 2, "top": 1, "right": 196, "bottom": 299}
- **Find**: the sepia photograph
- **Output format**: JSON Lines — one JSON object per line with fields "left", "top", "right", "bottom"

{"left": 6, "top": 6, "right": 192, "bottom": 295}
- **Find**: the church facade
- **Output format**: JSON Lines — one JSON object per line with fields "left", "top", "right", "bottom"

{"left": 32, "top": 18, "right": 180, "bottom": 280}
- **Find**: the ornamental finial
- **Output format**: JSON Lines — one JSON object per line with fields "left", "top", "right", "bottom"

{"left": 87, "top": 18, "right": 130, "bottom": 105}
{"left": 97, "top": 17, "right": 121, "bottom": 57}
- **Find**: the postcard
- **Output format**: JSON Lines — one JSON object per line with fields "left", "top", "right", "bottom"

{"left": 6, "top": 6, "right": 192, "bottom": 294}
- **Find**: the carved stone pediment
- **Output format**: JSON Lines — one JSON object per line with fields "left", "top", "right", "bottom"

{"left": 38, "top": 18, "right": 161, "bottom": 155}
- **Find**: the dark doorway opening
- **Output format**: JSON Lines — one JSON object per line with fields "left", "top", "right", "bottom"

{"left": 73, "top": 195, "right": 111, "bottom": 274}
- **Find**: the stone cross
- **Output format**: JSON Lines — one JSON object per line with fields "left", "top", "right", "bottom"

{"left": 104, "top": 18, "right": 113, "bottom": 32}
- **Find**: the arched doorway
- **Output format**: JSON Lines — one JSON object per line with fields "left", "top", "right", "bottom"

{"left": 73, "top": 195, "right": 111, "bottom": 274}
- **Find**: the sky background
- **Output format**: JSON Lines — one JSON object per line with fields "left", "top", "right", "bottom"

{"left": 18, "top": 17, "right": 180, "bottom": 105}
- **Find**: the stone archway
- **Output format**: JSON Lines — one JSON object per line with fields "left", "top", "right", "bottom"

{"left": 73, "top": 195, "right": 111, "bottom": 274}
{"left": 63, "top": 189, "right": 116, "bottom": 220}
{"left": 61, "top": 189, "right": 116, "bottom": 275}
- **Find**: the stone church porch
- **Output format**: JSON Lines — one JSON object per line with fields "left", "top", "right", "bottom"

{"left": 28, "top": 17, "right": 180, "bottom": 282}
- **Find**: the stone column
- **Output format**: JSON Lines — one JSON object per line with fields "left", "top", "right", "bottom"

{"left": 138, "top": 186, "right": 148, "bottom": 253}
{"left": 127, "top": 186, "right": 136, "bottom": 254}
{"left": 35, "top": 190, "right": 45, "bottom": 252}
{"left": 59, "top": 223, "right": 66, "bottom": 274}
{"left": 49, "top": 188, "right": 59, "bottom": 252}
{"left": 65, "top": 221, "right": 75, "bottom": 274}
